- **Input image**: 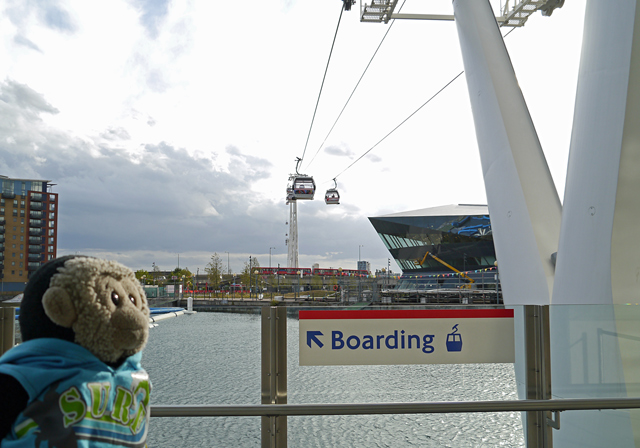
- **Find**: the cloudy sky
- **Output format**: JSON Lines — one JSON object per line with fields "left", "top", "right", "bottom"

{"left": 0, "top": 0, "right": 585, "bottom": 274}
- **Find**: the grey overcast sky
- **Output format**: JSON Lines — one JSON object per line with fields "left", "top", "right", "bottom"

{"left": 0, "top": 0, "right": 585, "bottom": 274}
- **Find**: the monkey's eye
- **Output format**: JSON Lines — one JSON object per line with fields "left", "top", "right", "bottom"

{"left": 129, "top": 294, "right": 136, "bottom": 305}
{"left": 111, "top": 291, "right": 120, "bottom": 306}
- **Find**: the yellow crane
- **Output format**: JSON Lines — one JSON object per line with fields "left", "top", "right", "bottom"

{"left": 414, "top": 251, "right": 475, "bottom": 289}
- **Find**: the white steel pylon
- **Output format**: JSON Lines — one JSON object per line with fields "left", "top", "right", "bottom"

{"left": 287, "top": 200, "right": 299, "bottom": 268}
{"left": 454, "top": 1, "right": 639, "bottom": 446}
{"left": 454, "top": 0, "right": 562, "bottom": 306}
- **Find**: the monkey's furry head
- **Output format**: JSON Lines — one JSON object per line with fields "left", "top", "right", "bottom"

{"left": 20, "top": 256, "right": 150, "bottom": 364}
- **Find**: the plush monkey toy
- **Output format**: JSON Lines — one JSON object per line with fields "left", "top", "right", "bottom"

{"left": 0, "top": 256, "right": 151, "bottom": 447}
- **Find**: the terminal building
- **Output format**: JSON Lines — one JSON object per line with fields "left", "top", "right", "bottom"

{"left": 368, "top": 204, "right": 497, "bottom": 291}
{"left": 0, "top": 176, "right": 58, "bottom": 292}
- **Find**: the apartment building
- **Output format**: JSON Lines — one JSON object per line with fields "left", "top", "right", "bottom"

{"left": 0, "top": 176, "right": 58, "bottom": 292}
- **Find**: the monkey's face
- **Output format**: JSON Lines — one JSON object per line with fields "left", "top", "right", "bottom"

{"left": 42, "top": 260, "right": 150, "bottom": 365}
{"left": 85, "top": 274, "right": 150, "bottom": 362}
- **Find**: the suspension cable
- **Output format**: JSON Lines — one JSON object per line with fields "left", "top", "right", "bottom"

{"left": 305, "top": 0, "right": 408, "bottom": 170}
{"left": 333, "top": 72, "right": 464, "bottom": 180}
{"left": 331, "top": 27, "right": 517, "bottom": 181}
{"left": 299, "top": 2, "right": 347, "bottom": 164}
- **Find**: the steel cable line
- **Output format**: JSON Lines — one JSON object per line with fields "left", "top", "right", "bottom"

{"left": 332, "top": 71, "right": 464, "bottom": 180}
{"left": 331, "top": 26, "right": 517, "bottom": 182}
{"left": 305, "top": 0, "right": 409, "bottom": 171}
{"left": 299, "top": 1, "right": 349, "bottom": 164}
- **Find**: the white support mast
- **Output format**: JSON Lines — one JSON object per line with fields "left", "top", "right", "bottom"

{"left": 287, "top": 199, "right": 299, "bottom": 268}
{"left": 360, "top": 0, "right": 640, "bottom": 445}
{"left": 453, "top": 0, "right": 562, "bottom": 305}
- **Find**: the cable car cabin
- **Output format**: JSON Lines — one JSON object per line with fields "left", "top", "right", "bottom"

{"left": 292, "top": 176, "right": 315, "bottom": 200}
{"left": 325, "top": 188, "right": 340, "bottom": 205}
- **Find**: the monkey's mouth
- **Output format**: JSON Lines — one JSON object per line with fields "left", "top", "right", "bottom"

{"left": 114, "top": 327, "right": 148, "bottom": 350}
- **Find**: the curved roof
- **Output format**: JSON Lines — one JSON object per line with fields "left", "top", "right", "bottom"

{"left": 375, "top": 204, "right": 488, "bottom": 218}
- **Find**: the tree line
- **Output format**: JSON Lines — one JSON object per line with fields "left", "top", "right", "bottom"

{"left": 134, "top": 253, "right": 261, "bottom": 290}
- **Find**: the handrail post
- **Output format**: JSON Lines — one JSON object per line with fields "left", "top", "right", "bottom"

{"left": 524, "top": 305, "right": 552, "bottom": 447}
{"left": 261, "top": 306, "right": 287, "bottom": 448}
{"left": 1, "top": 304, "right": 16, "bottom": 356}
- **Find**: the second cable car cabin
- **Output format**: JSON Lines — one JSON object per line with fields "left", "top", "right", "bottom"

{"left": 325, "top": 178, "right": 340, "bottom": 205}
{"left": 291, "top": 176, "right": 316, "bottom": 200}
{"left": 325, "top": 188, "right": 340, "bottom": 205}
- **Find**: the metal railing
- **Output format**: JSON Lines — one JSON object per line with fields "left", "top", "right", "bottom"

{"left": 150, "top": 397, "right": 640, "bottom": 417}
{"left": 0, "top": 304, "right": 16, "bottom": 355}
{"left": 146, "top": 305, "right": 640, "bottom": 448}
{"left": 6, "top": 303, "right": 640, "bottom": 448}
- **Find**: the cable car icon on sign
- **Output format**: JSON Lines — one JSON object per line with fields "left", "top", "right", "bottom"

{"left": 446, "top": 324, "right": 463, "bottom": 352}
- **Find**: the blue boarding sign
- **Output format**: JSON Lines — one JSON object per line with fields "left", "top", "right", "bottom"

{"left": 299, "top": 309, "right": 514, "bottom": 366}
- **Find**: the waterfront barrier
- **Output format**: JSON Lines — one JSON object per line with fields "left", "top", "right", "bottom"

{"left": 150, "top": 397, "right": 640, "bottom": 416}
{"left": 148, "top": 307, "right": 185, "bottom": 324}
{"left": 147, "top": 304, "right": 640, "bottom": 448}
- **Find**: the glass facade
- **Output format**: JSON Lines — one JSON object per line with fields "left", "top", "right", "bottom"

{"left": 1, "top": 178, "right": 48, "bottom": 196}
{"left": 369, "top": 205, "right": 497, "bottom": 289}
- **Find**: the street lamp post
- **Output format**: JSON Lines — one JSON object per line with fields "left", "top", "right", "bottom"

{"left": 358, "top": 245, "right": 364, "bottom": 301}
{"left": 387, "top": 258, "right": 390, "bottom": 296}
{"left": 494, "top": 261, "right": 499, "bottom": 304}
{"left": 269, "top": 247, "right": 275, "bottom": 298}
{"left": 254, "top": 270, "right": 259, "bottom": 300}
{"left": 224, "top": 251, "right": 230, "bottom": 298}
{"left": 249, "top": 256, "right": 252, "bottom": 300}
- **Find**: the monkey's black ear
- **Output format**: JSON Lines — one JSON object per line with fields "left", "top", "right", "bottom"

{"left": 19, "top": 255, "right": 84, "bottom": 343}
{"left": 43, "top": 286, "right": 77, "bottom": 328}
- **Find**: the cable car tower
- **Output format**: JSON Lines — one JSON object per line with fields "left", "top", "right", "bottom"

{"left": 284, "top": 0, "right": 352, "bottom": 268}
{"left": 286, "top": 158, "right": 316, "bottom": 268}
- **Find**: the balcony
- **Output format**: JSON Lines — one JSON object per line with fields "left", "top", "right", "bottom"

{"left": 1, "top": 192, "right": 15, "bottom": 199}
{"left": 29, "top": 203, "right": 43, "bottom": 211}
{"left": 30, "top": 211, "right": 44, "bottom": 219}
{"left": 28, "top": 245, "right": 42, "bottom": 254}
{"left": 28, "top": 237, "right": 42, "bottom": 245}
{"left": 28, "top": 262, "right": 40, "bottom": 271}
{"left": 0, "top": 228, "right": 4, "bottom": 235}
{"left": 0, "top": 236, "right": 4, "bottom": 244}
{"left": 29, "top": 228, "right": 43, "bottom": 236}
{"left": 29, "top": 220, "right": 43, "bottom": 227}
{"left": 0, "top": 218, "right": 5, "bottom": 226}
{"left": 28, "top": 254, "right": 42, "bottom": 262}
{"left": 30, "top": 193, "right": 44, "bottom": 202}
